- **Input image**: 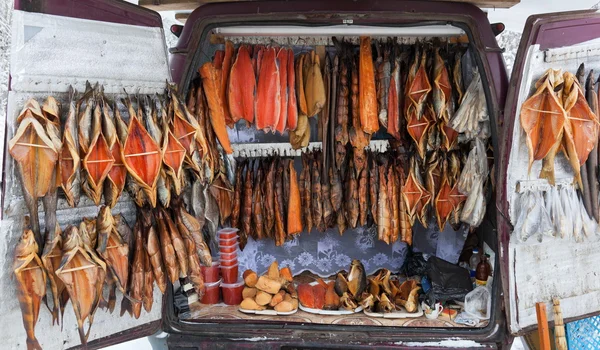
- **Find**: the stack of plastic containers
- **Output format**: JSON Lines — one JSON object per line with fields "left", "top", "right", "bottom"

{"left": 218, "top": 228, "right": 243, "bottom": 305}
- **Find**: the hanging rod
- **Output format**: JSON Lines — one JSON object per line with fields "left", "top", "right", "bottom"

{"left": 231, "top": 140, "right": 390, "bottom": 158}
{"left": 213, "top": 25, "right": 465, "bottom": 37}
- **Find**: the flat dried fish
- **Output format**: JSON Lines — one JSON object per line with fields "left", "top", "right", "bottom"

{"left": 288, "top": 161, "right": 303, "bottom": 235}
{"left": 9, "top": 113, "right": 59, "bottom": 244}
{"left": 305, "top": 51, "right": 326, "bottom": 118}
{"left": 41, "top": 223, "right": 67, "bottom": 326}
{"left": 96, "top": 206, "right": 129, "bottom": 295}
{"left": 287, "top": 48, "right": 299, "bottom": 131}
{"left": 276, "top": 48, "right": 289, "bottom": 133}
{"left": 229, "top": 45, "right": 256, "bottom": 124}
{"left": 57, "top": 225, "right": 107, "bottom": 345}
{"left": 122, "top": 115, "right": 162, "bottom": 207}
{"left": 14, "top": 225, "right": 46, "bottom": 350}
{"left": 255, "top": 47, "right": 281, "bottom": 132}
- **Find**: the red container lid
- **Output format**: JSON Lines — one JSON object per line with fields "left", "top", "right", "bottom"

{"left": 219, "top": 242, "right": 239, "bottom": 254}
{"left": 218, "top": 236, "right": 239, "bottom": 246}
{"left": 204, "top": 279, "right": 222, "bottom": 288}
{"left": 220, "top": 262, "right": 239, "bottom": 270}
{"left": 221, "top": 279, "right": 245, "bottom": 288}
{"left": 218, "top": 227, "right": 239, "bottom": 235}
{"left": 219, "top": 251, "right": 237, "bottom": 260}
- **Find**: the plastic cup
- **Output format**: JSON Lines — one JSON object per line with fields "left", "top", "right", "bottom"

{"left": 221, "top": 279, "right": 245, "bottom": 305}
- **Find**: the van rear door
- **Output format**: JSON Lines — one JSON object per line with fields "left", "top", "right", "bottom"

{"left": 2, "top": 1, "right": 169, "bottom": 348}
{"left": 499, "top": 9, "right": 600, "bottom": 335}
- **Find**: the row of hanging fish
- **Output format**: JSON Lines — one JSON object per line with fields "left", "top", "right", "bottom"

{"left": 8, "top": 82, "right": 230, "bottom": 252}
{"left": 514, "top": 186, "right": 599, "bottom": 243}
{"left": 13, "top": 200, "right": 211, "bottom": 348}
{"left": 194, "top": 42, "right": 327, "bottom": 151}
{"left": 520, "top": 65, "right": 600, "bottom": 224}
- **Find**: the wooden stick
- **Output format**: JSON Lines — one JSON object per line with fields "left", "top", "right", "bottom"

{"left": 536, "top": 302, "right": 551, "bottom": 350}
{"left": 58, "top": 264, "right": 97, "bottom": 273}
{"left": 14, "top": 142, "right": 53, "bottom": 149}
{"left": 552, "top": 298, "right": 568, "bottom": 350}
{"left": 85, "top": 159, "right": 114, "bottom": 164}
{"left": 124, "top": 150, "right": 160, "bottom": 157}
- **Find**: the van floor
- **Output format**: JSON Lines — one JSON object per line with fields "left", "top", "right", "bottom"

{"left": 185, "top": 303, "right": 478, "bottom": 328}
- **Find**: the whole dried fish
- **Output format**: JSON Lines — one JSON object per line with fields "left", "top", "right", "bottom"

{"left": 231, "top": 160, "right": 244, "bottom": 230}
{"left": 78, "top": 83, "right": 96, "bottom": 154}
{"left": 312, "top": 153, "right": 324, "bottom": 232}
{"left": 398, "top": 166, "right": 413, "bottom": 245}
{"left": 14, "top": 225, "right": 46, "bottom": 350}
{"left": 274, "top": 162, "right": 286, "bottom": 246}
{"left": 142, "top": 248, "right": 154, "bottom": 313}
{"left": 41, "top": 223, "right": 67, "bottom": 326}
{"left": 252, "top": 165, "right": 265, "bottom": 239}
{"left": 179, "top": 222, "right": 205, "bottom": 298}
{"left": 123, "top": 221, "right": 144, "bottom": 318}
{"left": 276, "top": 48, "right": 289, "bottom": 134}
{"left": 155, "top": 210, "right": 179, "bottom": 283}
{"left": 388, "top": 164, "right": 400, "bottom": 243}
{"left": 175, "top": 201, "right": 212, "bottom": 267}
{"left": 288, "top": 160, "right": 303, "bottom": 235}
{"left": 387, "top": 53, "right": 402, "bottom": 140}
{"left": 145, "top": 219, "right": 166, "bottom": 294}
{"left": 96, "top": 206, "right": 129, "bottom": 295}
{"left": 369, "top": 154, "right": 379, "bottom": 225}
{"left": 57, "top": 225, "right": 107, "bottom": 345}
{"left": 162, "top": 208, "right": 188, "bottom": 276}
{"left": 305, "top": 51, "right": 327, "bottom": 117}
{"left": 432, "top": 47, "right": 452, "bottom": 122}
{"left": 378, "top": 164, "right": 392, "bottom": 244}
{"left": 358, "top": 163, "right": 369, "bottom": 227}
{"left": 302, "top": 154, "right": 313, "bottom": 233}
{"left": 296, "top": 53, "right": 308, "bottom": 118}
{"left": 241, "top": 162, "right": 253, "bottom": 247}
{"left": 60, "top": 87, "right": 81, "bottom": 208}
{"left": 264, "top": 159, "right": 276, "bottom": 236}
{"left": 359, "top": 37, "right": 379, "bottom": 134}
{"left": 346, "top": 159, "right": 359, "bottom": 228}
{"left": 585, "top": 70, "right": 599, "bottom": 222}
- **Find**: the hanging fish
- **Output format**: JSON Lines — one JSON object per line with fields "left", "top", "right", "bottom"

{"left": 287, "top": 48, "right": 299, "bottom": 131}
{"left": 288, "top": 160, "right": 303, "bottom": 235}
{"left": 377, "top": 164, "right": 391, "bottom": 244}
{"left": 274, "top": 161, "right": 286, "bottom": 246}
{"left": 252, "top": 165, "right": 265, "bottom": 240}
{"left": 305, "top": 51, "right": 327, "bottom": 117}
{"left": 14, "top": 224, "right": 46, "bottom": 350}
{"left": 56, "top": 225, "right": 107, "bottom": 345}
{"left": 255, "top": 47, "right": 281, "bottom": 132}
{"left": 301, "top": 153, "right": 313, "bottom": 233}
{"left": 229, "top": 45, "right": 256, "bottom": 124}
{"left": 359, "top": 37, "right": 379, "bottom": 134}
{"left": 241, "top": 161, "right": 253, "bottom": 248}
{"left": 199, "top": 62, "right": 233, "bottom": 153}
{"left": 346, "top": 159, "right": 359, "bottom": 229}
{"left": 59, "top": 87, "right": 81, "bottom": 208}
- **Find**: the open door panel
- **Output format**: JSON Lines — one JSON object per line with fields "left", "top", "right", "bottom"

{"left": 1, "top": 1, "right": 169, "bottom": 348}
{"left": 499, "top": 9, "right": 600, "bottom": 335}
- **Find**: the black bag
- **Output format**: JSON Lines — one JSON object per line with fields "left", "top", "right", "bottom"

{"left": 403, "top": 251, "right": 428, "bottom": 277}
{"left": 426, "top": 256, "right": 473, "bottom": 303}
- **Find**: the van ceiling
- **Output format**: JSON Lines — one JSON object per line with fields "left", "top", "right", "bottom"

{"left": 139, "top": 0, "right": 520, "bottom": 12}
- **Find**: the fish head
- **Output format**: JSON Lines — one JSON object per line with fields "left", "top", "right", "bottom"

{"left": 15, "top": 228, "right": 39, "bottom": 259}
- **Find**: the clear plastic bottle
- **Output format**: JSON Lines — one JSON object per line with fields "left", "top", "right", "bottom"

{"left": 469, "top": 248, "right": 480, "bottom": 279}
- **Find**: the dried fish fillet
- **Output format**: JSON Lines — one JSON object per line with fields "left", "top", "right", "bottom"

{"left": 199, "top": 62, "right": 233, "bottom": 153}
{"left": 228, "top": 45, "right": 256, "bottom": 124}
{"left": 359, "top": 37, "right": 379, "bottom": 134}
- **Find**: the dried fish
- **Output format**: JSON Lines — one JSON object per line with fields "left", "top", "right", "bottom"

{"left": 388, "top": 164, "right": 400, "bottom": 243}
{"left": 175, "top": 201, "right": 212, "bottom": 267}
{"left": 359, "top": 37, "right": 379, "bottom": 134}
{"left": 378, "top": 164, "right": 392, "bottom": 244}
{"left": 14, "top": 224, "right": 46, "bottom": 350}
{"left": 301, "top": 154, "right": 313, "bottom": 233}
{"left": 57, "top": 225, "right": 107, "bottom": 345}
{"left": 305, "top": 51, "right": 327, "bottom": 117}
{"left": 358, "top": 163, "right": 369, "bottom": 227}
{"left": 255, "top": 47, "right": 281, "bottom": 132}
{"left": 274, "top": 162, "right": 286, "bottom": 246}
{"left": 122, "top": 115, "right": 161, "bottom": 207}
{"left": 585, "top": 70, "right": 599, "bottom": 221}
{"left": 155, "top": 210, "right": 179, "bottom": 283}
{"left": 276, "top": 48, "right": 289, "bottom": 134}
{"left": 398, "top": 166, "right": 412, "bottom": 245}
{"left": 369, "top": 154, "right": 379, "bottom": 225}
{"left": 288, "top": 160, "right": 303, "bottom": 235}
{"left": 41, "top": 223, "right": 67, "bottom": 326}
{"left": 144, "top": 219, "right": 167, "bottom": 294}
{"left": 231, "top": 160, "right": 244, "bottom": 230}
{"left": 229, "top": 45, "right": 256, "bottom": 124}
{"left": 252, "top": 165, "right": 265, "bottom": 239}
{"left": 162, "top": 208, "right": 189, "bottom": 276}
{"left": 60, "top": 87, "right": 81, "bottom": 208}
{"left": 312, "top": 153, "right": 324, "bottom": 232}
{"left": 346, "top": 159, "right": 360, "bottom": 229}
{"left": 96, "top": 206, "right": 129, "bottom": 295}
{"left": 241, "top": 162, "right": 253, "bottom": 247}
{"left": 179, "top": 221, "right": 205, "bottom": 298}
{"left": 199, "top": 62, "right": 233, "bottom": 153}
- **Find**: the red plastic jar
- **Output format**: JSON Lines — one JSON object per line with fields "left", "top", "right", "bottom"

{"left": 219, "top": 236, "right": 238, "bottom": 247}
{"left": 200, "top": 279, "right": 221, "bottom": 304}
{"left": 218, "top": 228, "right": 239, "bottom": 240}
{"left": 220, "top": 263, "right": 239, "bottom": 284}
{"left": 200, "top": 261, "right": 220, "bottom": 283}
{"left": 219, "top": 251, "right": 237, "bottom": 261}
{"left": 220, "top": 256, "right": 238, "bottom": 267}
{"left": 219, "top": 241, "right": 239, "bottom": 254}
{"left": 221, "top": 280, "right": 245, "bottom": 305}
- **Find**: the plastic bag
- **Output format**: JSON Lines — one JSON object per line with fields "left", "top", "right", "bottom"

{"left": 426, "top": 256, "right": 473, "bottom": 303}
{"left": 403, "top": 251, "right": 428, "bottom": 277}
{"left": 464, "top": 286, "right": 491, "bottom": 320}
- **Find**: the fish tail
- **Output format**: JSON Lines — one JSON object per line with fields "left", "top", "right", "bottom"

{"left": 120, "top": 294, "right": 132, "bottom": 317}
{"left": 26, "top": 337, "right": 42, "bottom": 350}
{"left": 77, "top": 325, "right": 88, "bottom": 346}
{"left": 108, "top": 283, "right": 117, "bottom": 313}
